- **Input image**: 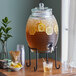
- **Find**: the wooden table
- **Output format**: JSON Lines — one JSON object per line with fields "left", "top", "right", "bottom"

{"left": 0, "top": 59, "right": 76, "bottom": 76}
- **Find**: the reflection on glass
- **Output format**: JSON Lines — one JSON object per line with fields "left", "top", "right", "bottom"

{"left": 62, "top": 61, "right": 73, "bottom": 73}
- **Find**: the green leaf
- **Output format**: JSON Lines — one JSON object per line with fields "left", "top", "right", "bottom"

{"left": 6, "top": 27, "right": 12, "bottom": 33}
{"left": 1, "top": 26, "right": 6, "bottom": 32}
{"left": 0, "top": 39, "right": 4, "bottom": 43}
{"left": 0, "top": 32, "right": 2, "bottom": 37}
{"left": 3, "top": 34, "right": 6, "bottom": 37}
{"left": 5, "top": 17, "right": 8, "bottom": 22}
{"left": 6, "top": 21, "right": 11, "bottom": 24}
{"left": 0, "top": 32, "right": 2, "bottom": 35}
{"left": 4, "top": 34, "right": 12, "bottom": 41}
{"left": 0, "top": 28, "right": 1, "bottom": 32}
{"left": 4, "top": 37, "right": 7, "bottom": 41}
{"left": 0, "top": 17, "right": 12, "bottom": 41}
{"left": 2, "top": 19, "right": 7, "bottom": 23}
{"left": 7, "top": 34, "right": 12, "bottom": 37}
{"left": 1, "top": 22, "right": 7, "bottom": 27}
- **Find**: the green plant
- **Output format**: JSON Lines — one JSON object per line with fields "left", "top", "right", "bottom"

{"left": 0, "top": 17, "right": 12, "bottom": 43}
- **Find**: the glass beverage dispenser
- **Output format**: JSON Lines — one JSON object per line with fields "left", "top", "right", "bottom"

{"left": 26, "top": 3, "right": 60, "bottom": 71}
{"left": 26, "top": 3, "right": 58, "bottom": 53}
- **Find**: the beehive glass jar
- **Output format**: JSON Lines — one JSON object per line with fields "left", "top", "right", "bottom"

{"left": 26, "top": 3, "right": 59, "bottom": 53}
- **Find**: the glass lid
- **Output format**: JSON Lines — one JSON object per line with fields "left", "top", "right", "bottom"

{"left": 31, "top": 3, "right": 52, "bottom": 14}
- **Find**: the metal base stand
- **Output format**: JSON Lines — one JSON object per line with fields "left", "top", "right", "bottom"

{"left": 26, "top": 46, "right": 31, "bottom": 67}
{"left": 55, "top": 46, "right": 60, "bottom": 69}
{"left": 26, "top": 47, "right": 38, "bottom": 71}
{"left": 26, "top": 45, "right": 60, "bottom": 71}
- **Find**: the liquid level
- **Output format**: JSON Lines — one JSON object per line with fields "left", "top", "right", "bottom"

{"left": 26, "top": 32, "right": 57, "bottom": 52}
{"left": 44, "top": 67, "right": 52, "bottom": 72}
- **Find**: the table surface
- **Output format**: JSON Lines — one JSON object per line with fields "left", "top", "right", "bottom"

{"left": 0, "top": 58, "right": 76, "bottom": 76}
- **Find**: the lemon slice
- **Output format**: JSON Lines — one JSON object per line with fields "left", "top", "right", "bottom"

{"left": 46, "top": 26, "right": 53, "bottom": 35}
{"left": 14, "top": 64, "right": 20, "bottom": 68}
{"left": 54, "top": 24, "right": 58, "bottom": 34}
{"left": 29, "top": 26, "right": 36, "bottom": 35}
{"left": 17, "top": 63, "right": 22, "bottom": 67}
{"left": 38, "top": 23, "right": 46, "bottom": 32}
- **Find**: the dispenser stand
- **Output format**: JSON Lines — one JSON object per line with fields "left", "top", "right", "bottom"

{"left": 55, "top": 46, "right": 60, "bottom": 69}
{"left": 26, "top": 46, "right": 31, "bottom": 67}
{"left": 26, "top": 47, "right": 38, "bottom": 71}
{"left": 26, "top": 45, "right": 60, "bottom": 71}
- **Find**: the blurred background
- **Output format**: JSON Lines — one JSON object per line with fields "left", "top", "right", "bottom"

{"left": 0, "top": 0, "right": 61, "bottom": 60}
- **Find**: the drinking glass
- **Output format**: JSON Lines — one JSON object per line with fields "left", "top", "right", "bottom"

{"left": 62, "top": 61, "right": 73, "bottom": 73}
{"left": 17, "top": 44, "right": 25, "bottom": 67}
{"left": 43, "top": 61, "right": 53, "bottom": 72}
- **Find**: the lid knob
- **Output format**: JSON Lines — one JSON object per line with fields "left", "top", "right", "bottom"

{"left": 39, "top": 3, "right": 44, "bottom": 9}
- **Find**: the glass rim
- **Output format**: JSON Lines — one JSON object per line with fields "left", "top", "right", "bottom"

{"left": 43, "top": 61, "right": 53, "bottom": 64}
